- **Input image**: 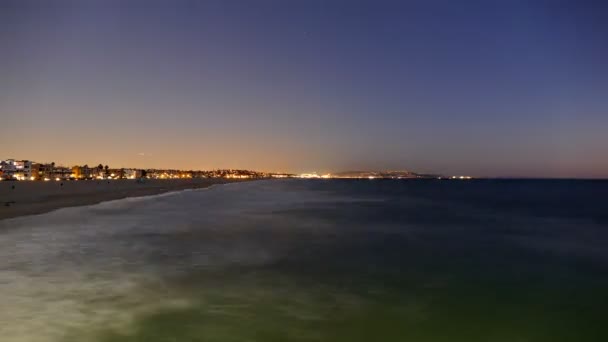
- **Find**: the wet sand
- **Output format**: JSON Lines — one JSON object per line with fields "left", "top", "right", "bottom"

{"left": 0, "top": 178, "right": 249, "bottom": 220}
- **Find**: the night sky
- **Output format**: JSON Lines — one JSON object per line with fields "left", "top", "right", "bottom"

{"left": 1, "top": 0, "right": 607, "bottom": 177}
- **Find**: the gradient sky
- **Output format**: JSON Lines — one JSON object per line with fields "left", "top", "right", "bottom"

{"left": 1, "top": 0, "right": 607, "bottom": 177}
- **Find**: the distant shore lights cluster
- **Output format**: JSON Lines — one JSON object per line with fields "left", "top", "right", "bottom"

{"left": 297, "top": 173, "right": 332, "bottom": 179}
{"left": 0, "top": 158, "right": 277, "bottom": 181}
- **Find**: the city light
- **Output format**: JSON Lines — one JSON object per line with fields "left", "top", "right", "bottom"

{"left": 1, "top": 158, "right": 298, "bottom": 181}
{"left": 299, "top": 173, "right": 321, "bottom": 178}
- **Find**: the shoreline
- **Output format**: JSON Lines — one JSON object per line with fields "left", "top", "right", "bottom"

{"left": 0, "top": 178, "right": 254, "bottom": 221}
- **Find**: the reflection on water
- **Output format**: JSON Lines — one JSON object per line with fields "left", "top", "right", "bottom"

{"left": 0, "top": 180, "right": 607, "bottom": 341}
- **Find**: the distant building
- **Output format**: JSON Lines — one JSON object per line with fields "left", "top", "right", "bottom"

{"left": 34, "top": 163, "right": 54, "bottom": 180}
{"left": 31, "top": 163, "right": 41, "bottom": 180}
{"left": 72, "top": 165, "right": 98, "bottom": 179}
{"left": 123, "top": 169, "right": 145, "bottom": 179}
{"left": 0, "top": 159, "right": 17, "bottom": 179}
{"left": 51, "top": 166, "right": 71, "bottom": 180}
{"left": 0, "top": 160, "right": 34, "bottom": 180}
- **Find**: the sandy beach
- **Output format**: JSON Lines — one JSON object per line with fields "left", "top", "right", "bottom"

{"left": 0, "top": 178, "right": 249, "bottom": 220}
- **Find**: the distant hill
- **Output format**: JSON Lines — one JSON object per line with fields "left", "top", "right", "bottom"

{"left": 331, "top": 170, "right": 440, "bottom": 179}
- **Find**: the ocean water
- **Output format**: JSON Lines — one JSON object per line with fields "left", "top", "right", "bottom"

{"left": 0, "top": 179, "right": 607, "bottom": 342}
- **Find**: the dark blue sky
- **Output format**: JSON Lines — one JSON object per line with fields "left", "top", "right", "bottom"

{"left": 1, "top": 0, "right": 607, "bottom": 177}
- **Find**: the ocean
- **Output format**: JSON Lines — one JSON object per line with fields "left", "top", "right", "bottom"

{"left": 0, "top": 179, "right": 607, "bottom": 341}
